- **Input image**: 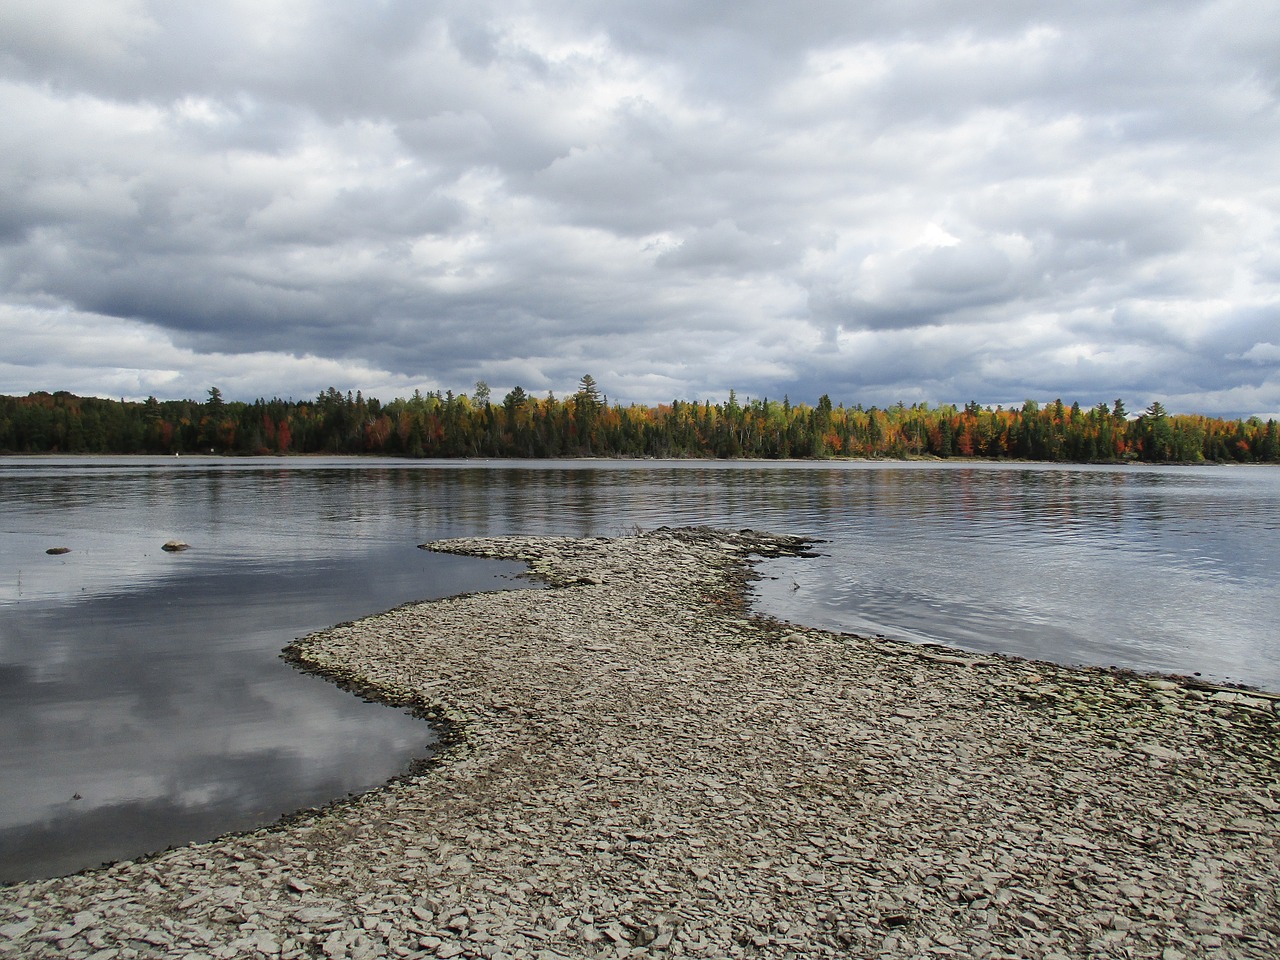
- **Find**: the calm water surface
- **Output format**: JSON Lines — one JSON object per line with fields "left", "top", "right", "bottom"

{"left": 1, "top": 456, "right": 1277, "bottom": 882}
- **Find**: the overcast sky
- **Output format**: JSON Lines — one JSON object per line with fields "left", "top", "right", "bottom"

{"left": 2, "top": 1, "right": 1277, "bottom": 416}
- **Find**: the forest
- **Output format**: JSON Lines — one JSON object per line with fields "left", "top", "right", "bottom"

{"left": 1, "top": 377, "right": 1278, "bottom": 464}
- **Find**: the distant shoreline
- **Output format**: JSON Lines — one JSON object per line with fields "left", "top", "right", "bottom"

{"left": 5, "top": 390, "right": 1276, "bottom": 463}
{"left": 3, "top": 450, "right": 1266, "bottom": 467}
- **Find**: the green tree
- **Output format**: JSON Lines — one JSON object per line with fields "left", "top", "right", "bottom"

{"left": 575, "top": 374, "right": 602, "bottom": 411}
{"left": 1138, "top": 401, "right": 1175, "bottom": 461}
{"left": 573, "top": 375, "right": 603, "bottom": 453}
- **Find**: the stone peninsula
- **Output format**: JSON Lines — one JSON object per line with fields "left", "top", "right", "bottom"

{"left": 2, "top": 527, "right": 1277, "bottom": 959}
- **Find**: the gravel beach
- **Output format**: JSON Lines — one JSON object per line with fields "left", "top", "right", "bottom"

{"left": 2, "top": 526, "right": 1277, "bottom": 959}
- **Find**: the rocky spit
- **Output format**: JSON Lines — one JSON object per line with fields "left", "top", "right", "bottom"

{"left": 2, "top": 527, "right": 1277, "bottom": 960}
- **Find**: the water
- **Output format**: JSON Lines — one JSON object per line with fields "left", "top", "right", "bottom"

{"left": 2, "top": 457, "right": 1277, "bottom": 882}
{"left": 0, "top": 458, "right": 536, "bottom": 883}
{"left": 747, "top": 463, "right": 1280, "bottom": 688}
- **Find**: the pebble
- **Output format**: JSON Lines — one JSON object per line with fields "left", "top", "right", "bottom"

{"left": 2, "top": 527, "right": 1277, "bottom": 959}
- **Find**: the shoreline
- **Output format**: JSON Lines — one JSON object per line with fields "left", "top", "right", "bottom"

{"left": 5, "top": 450, "right": 1272, "bottom": 467}
{"left": 2, "top": 526, "right": 1277, "bottom": 959}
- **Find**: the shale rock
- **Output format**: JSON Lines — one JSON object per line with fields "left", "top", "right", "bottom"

{"left": 2, "top": 527, "right": 1276, "bottom": 959}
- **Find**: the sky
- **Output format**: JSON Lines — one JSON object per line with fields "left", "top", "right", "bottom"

{"left": 1, "top": 1, "right": 1278, "bottom": 417}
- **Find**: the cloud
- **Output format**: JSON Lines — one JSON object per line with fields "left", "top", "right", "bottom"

{"left": 0, "top": 0, "right": 159, "bottom": 70}
{"left": 1241, "top": 342, "right": 1280, "bottom": 363}
{"left": 0, "top": 1, "right": 1277, "bottom": 417}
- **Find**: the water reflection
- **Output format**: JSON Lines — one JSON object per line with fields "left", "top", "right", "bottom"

{"left": 0, "top": 536, "right": 530, "bottom": 883}
{"left": 751, "top": 465, "right": 1280, "bottom": 689}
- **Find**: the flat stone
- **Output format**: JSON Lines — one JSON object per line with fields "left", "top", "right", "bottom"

{"left": 0, "top": 919, "right": 38, "bottom": 939}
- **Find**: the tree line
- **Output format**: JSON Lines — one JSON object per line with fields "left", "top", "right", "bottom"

{"left": 2, "top": 378, "right": 1277, "bottom": 464}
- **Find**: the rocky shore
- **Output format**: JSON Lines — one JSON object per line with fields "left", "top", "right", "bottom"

{"left": 2, "top": 527, "right": 1277, "bottom": 959}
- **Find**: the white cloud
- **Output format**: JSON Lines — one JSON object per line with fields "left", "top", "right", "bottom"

{"left": 0, "top": 305, "right": 440, "bottom": 402}
{"left": 1240, "top": 342, "right": 1280, "bottom": 363}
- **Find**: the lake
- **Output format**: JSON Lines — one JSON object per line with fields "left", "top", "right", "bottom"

{"left": 2, "top": 456, "right": 1277, "bottom": 883}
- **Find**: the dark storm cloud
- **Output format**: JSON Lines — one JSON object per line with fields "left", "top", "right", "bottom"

{"left": 0, "top": 0, "right": 1276, "bottom": 416}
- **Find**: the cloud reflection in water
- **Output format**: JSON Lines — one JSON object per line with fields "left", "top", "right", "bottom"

{"left": 0, "top": 543, "right": 530, "bottom": 883}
